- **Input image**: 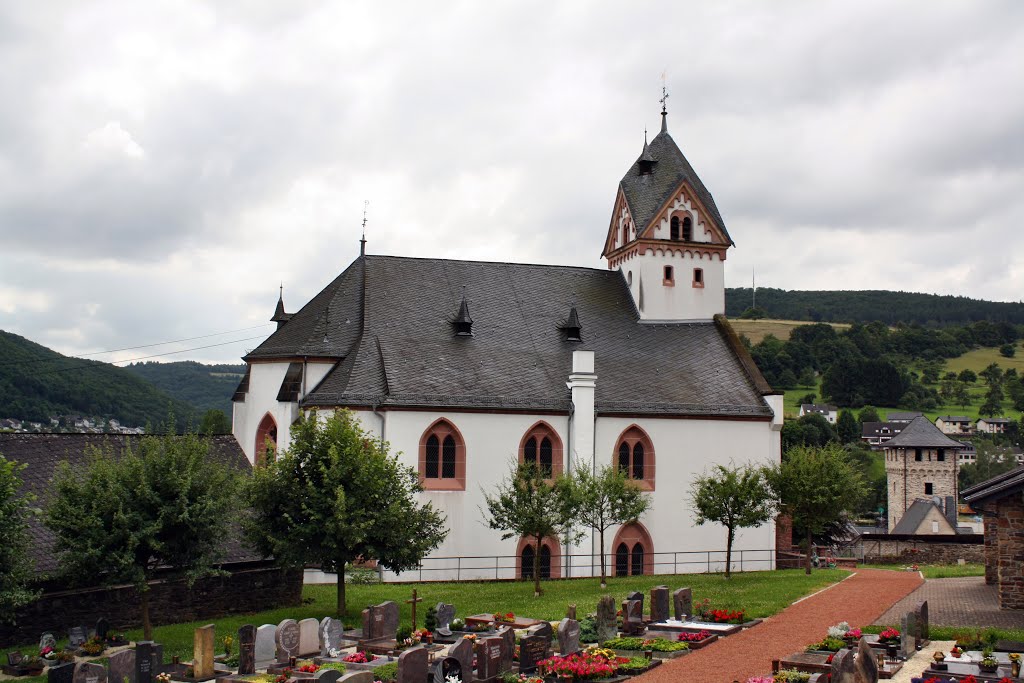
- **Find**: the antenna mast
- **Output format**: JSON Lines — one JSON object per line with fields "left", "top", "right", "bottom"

{"left": 359, "top": 200, "right": 369, "bottom": 256}
{"left": 752, "top": 267, "right": 756, "bottom": 310}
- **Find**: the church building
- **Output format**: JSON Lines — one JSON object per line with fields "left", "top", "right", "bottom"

{"left": 232, "top": 109, "right": 784, "bottom": 580}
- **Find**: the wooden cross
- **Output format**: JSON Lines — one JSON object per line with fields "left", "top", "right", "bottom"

{"left": 406, "top": 588, "right": 424, "bottom": 630}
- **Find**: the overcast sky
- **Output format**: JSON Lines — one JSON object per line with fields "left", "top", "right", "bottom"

{"left": 2, "top": 1, "right": 1023, "bottom": 365}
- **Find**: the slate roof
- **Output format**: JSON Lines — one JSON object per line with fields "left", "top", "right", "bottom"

{"left": 891, "top": 499, "right": 955, "bottom": 535}
{"left": 963, "top": 465, "right": 1024, "bottom": 505}
{"left": 616, "top": 127, "right": 733, "bottom": 246}
{"left": 259, "top": 255, "right": 775, "bottom": 417}
{"left": 0, "top": 433, "right": 262, "bottom": 575}
{"left": 887, "top": 411, "right": 923, "bottom": 422}
{"left": 937, "top": 415, "right": 972, "bottom": 422}
{"left": 883, "top": 416, "right": 966, "bottom": 449}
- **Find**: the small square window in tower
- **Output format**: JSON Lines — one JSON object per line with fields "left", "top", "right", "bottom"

{"left": 924, "top": 482, "right": 933, "bottom": 495}
{"left": 663, "top": 265, "right": 674, "bottom": 285}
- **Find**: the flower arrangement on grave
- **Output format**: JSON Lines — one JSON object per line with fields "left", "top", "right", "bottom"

{"left": 537, "top": 651, "right": 620, "bottom": 681}
{"left": 805, "top": 636, "right": 845, "bottom": 653}
{"left": 156, "top": 673, "right": 172, "bottom": 683}
{"left": 745, "top": 677, "right": 775, "bottom": 683}
{"left": 55, "top": 651, "right": 76, "bottom": 664}
{"left": 450, "top": 618, "right": 465, "bottom": 631}
{"left": 342, "top": 652, "right": 376, "bottom": 664}
{"left": 80, "top": 635, "right": 106, "bottom": 656}
{"left": 296, "top": 662, "right": 319, "bottom": 673}
{"left": 395, "top": 626, "right": 415, "bottom": 649}
{"left": 773, "top": 669, "right": 810, "bottom": 683}
{"left": 273, "top": 672, "right": 289, "bottom": 683}
{"left": 223, "top": 635, "right": 234, "bottom": 657}
{"left": 950, "top": 646, "right": 962, "bottom": 658}
{"left": 462, "top": 634, "right": 477, "bottom": 642}
{"left": 878, "top": 627, "right": 901, "bottom": 643}
{"left": 444, "top": 676, "right": 462, "bottom": 683}
{"left": 601, "top": 637, "right": 688, "bottom": 653}
{"left": 693, "top": 598, "right": 746, "bottom": 624}
{"left": 980, "top": 648, "right": 999, "bottom": 673}
{"left": 40, "top": 646, "right": 56, "bottom": 661}
{"left": 414, "top": 628, "right": 431, "bottom": 641}
{"left": 514, "top": 676, "right": 544, "bottom": 683}
{"left": 493, "top": 612, "right": 515, "bottom": 624}
{"left": 676, "top": 630, "right": 713, "bottom": 643}
{"left": 1010, "top": 653, "right": 1021, "bottom": 677}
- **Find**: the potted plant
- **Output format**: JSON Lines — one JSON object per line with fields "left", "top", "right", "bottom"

{"left": 1010, "top": 652, "right": 1021, "bottom": 677}
{"left": 979, "top": 649, "right": 999, "bottom": 673}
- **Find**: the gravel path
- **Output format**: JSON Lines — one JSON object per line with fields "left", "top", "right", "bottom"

{"left": 634, "top": 569, "right": 924, "bottom": 683}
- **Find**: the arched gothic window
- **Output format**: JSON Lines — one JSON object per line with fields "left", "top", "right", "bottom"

{"left": 682, "top": 216, "right": 693, "bottom": 241}
{"left": 418, "top": 419, "right": 466, "bottom": 490}
{"left": 517, "top": 536, "right": 561, "bottom": 579}
{"left": 519, "top": 422, "right": 563, "bottom": 478}
{"left": 615, "top": 542, "right": 629, "bottom": 577}
{"left": 254, "top": 413, "right": 278, "bottom": 466}
{"left": 670, "top": 216, "right": 680, "bottom": 240}
{"left": 614, "top": 426, "right": 655, "bottom": 490}
{"left": 612, "top": 522, "right": 654, "bottom": 576}
{"left": 631, "top": 543, "right": 645, "bottom": 575}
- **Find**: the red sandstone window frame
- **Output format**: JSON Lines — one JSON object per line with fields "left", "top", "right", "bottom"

{"left": 614, "top": 425, "right": 655, "bottom": 491}
{"left": 518, "top": 421, "right": 565, "bottom": 479}
{"left": 254, "top": 412, "right": 278, "bottom": 466}
{"left": 663, "top": 265, "right": 675, "bottom": 286}
{"left": 611, "top": 522, "right": 654, "bottom": 576}
{"left": 418, "top": 418, "right": 467, "bottom": 491}
{"left": 692, "top": 267, "right": 704, "bottom": 288}
{"left": 515, "top": 536, "right": 562, "bottom": 579}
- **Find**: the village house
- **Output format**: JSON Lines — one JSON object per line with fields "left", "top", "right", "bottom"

{"left": 861, "top": 421, "right": 905, "bottom": 447}
{"left": 798, "top": 403, "right": 838, "bottom": 424}
{"left": 976, "top": 417, "right": 1013, "bottom": 434}
{"left": 935, "top": 415, "right": 974, "bottom": 435}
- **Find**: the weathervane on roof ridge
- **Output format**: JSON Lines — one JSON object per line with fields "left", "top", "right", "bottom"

{"left": 360, "top": 199, "right": 369, "bottom": 256}
{"left": 660, "top": 71, "right": 669, "bottom": 132}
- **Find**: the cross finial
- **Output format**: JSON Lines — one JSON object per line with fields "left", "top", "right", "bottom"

{"left": 659, "top": 72, "right": 669, "bottom": 133}
{"left": 359, "top": 199, "right": 369, "bottom": 256}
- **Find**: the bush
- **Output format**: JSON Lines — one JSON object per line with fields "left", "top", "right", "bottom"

{"left": 1001, "top": 344, "right": 1016, "bottom": 358}
{"left": 373, "top": 662, "right": 397, "bottom": 682}
{"left": 345, "top": 564, "right": 381, "bottom": 585}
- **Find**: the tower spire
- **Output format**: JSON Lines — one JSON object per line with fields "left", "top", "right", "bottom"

{"left": 659, "top": 77, "right": 669, "bottom": 133}
{"left": 359, "top": 199, "right": 369, "bottom": 256}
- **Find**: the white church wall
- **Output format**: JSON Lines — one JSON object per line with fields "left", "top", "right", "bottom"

{"left": 627, "top": 250, "right": 725, "bottom": 321}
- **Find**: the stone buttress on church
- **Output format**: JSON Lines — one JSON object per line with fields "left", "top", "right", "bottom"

{"left": 232, "top": 111, "right": 784, "bottom": 580}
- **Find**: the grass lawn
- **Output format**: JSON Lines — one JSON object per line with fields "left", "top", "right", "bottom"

{"left": 944, "top": 344, "right": 1024, "bottom": 376}
{"left": 3, "top": 569, "right": 846, "bottom": 666}
{"left": 858, "top": 563, "right": 985, "bottom": 579}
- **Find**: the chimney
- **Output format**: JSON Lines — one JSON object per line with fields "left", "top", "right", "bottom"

{"left": 567, "top": 351, "right": 596, "bottom": 470}
{"left": 945, "top": 495, "right": 957, "bottom": 530}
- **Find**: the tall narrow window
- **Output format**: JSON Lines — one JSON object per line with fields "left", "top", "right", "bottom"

{"left": 524, "top": 437, "right": 537, "bottom": 467}
{"left": 682, "top": 216, "right": 693, "bottom": 241}
{"left": 614, "top": 426, "right": 655, "bottom": 490}
{"left": 670, "top": 216, "right": 680, "bottom": 240}
{"left": 631, "top": 543, "right": 645, "bottom": 576}
{"left": 255, "top": 413, "right": 278, "bottom": 466}
{"left": 663, "top": 265, "right": 674, "bottom": 285}
{"left": 419, "top": 419, "right": 466, "bottom": 490}
{"left": 539, "top": 437, "right": 553, "bottom": 477}
{"left": 517, "top": 537, "right": 561, "bottom": 579}
{"left": 539, "top": 545, "right": 552, "bottom": 579}
{"left": 612, "top": 523, "right": 654, "bottom": 576}
{"left": 521, "top": 544, "right": 535, "bottom": 579}
{"left": 632, "top": 443, "right": 645, "bottom": 480}
{"left": 615, "top": 543, "right": 629, "bottom": 577}
{"left": 693, "top": 268, "right": 704, "bottom": 288}
{"left": 519, "top": 422, "right": 564, "bottom": 478}
{"left": 618, "top": 442, "right": 630, "bottom": 473}
{"left": 622, "top": 224, "right": 629, "bottom": 246}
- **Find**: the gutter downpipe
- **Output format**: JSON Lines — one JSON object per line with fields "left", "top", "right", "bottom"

{"left": 565, "top": 404, "right": 574, "bottom": 579}
{"left": 372, "top": 400, "right": 386, "bottom": 447}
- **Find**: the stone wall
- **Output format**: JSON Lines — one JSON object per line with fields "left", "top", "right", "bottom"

{"left": 996, "top": 496, "right": 1024, "bottom": 609}
{"left": 860, "top": 536, "right": 984, "bottom": 565}
{"left": 0, "top": 565, "right": 302, "bottom": 647}
{"left": 984, "top": 513, "right": 997, "bottom": 585}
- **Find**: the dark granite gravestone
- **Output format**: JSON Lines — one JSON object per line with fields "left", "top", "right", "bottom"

{"left": 150, "top": 644, "right": 163, "bottom": 673}
{"left": 96, "top": 618, "right": 110, "bottom": 641}
{"left": 337, "top": 673, "right": 374, "bottom": 683}
{"left": 320, "top": 617, "right": 343, "bottom": 657}
{"left": 854, "top": 638, "right": 879, "bottom": 683}
{"left": 622, "top": 599, "right": 644, "bottom": 636}
{"left": 254, "top": 625, "right": 276, "bottom": 667}
{"left": 497, "top": 626, "right": 514, "bottom": 672}
{"left": 361, "top": 605, "right": 377, "bottom": 639}
{"left": 41, "top": 633, "right": 57, "bottom": 652}
{"left": 49, "top": 663, "right": 75, "bottom": 683}
{"left": 918, "top": 601, "right": 929, "bottom": 641}
{"left": 830, "top": 647, "right": 856, "bottom": 683}
{"left": 673, "top": 587, "right": 692, "bottom": 621}
{"left": 650, "top": 586, "right": 669, "bottom": 622}
{"left": 626, "top": 591, "right": 644, "bottom": 617}
{"left": 557, "top": 618, "right": 580, "bottom": 655}
{"left": 73, "top": 662, "right": 108, "bottom": 683}
{"left": 476, "top": 637, "right": 503, "bottom": 681}
{"left": 314, "top": 669, "right": 343, "bottom": 683}
{"left": 527, "top": 621, "right": 553, "bottom": 640}
{"left": 69, "top": 627, "right": 87, "bottom": 648}
{"left": 237, "top": 625, "right": 256, "bottom": 675}
{"left": 435, "top": 603, "right": 456, "bottom": 636}
{"left": 448, "top": 637, "right": 475, "bottom": 683}
{"left": 518, "top": 635, "right": 548, "bottom": 674}
{"left": 276, "top": 619, "right": 300, "bottom": 663}
{"left": 432, "top": 657, "right": 462, "bottom": 683}
{"left": 395, "top": 646, "right": 428, "bottom": 683}
{"left": 378, "top": 601, "right": 400, "bottom": 639}
{"left": 596, "top": 595, "right": 617, "bottom": 643}
{"left": 108, "top": 649, "right": 136, "bottom": 683}
{"left": 900, "top": 613, "right": 917, "bottom": 659}
{"left": 8, "top": 652, "right": 24, "bottom": 666}
{"left": 135, "top": 641, "right": 154, "bottom": 683}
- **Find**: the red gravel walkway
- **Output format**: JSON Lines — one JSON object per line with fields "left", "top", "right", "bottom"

{"left": 635, "top": 569, "right": 924, "bottom": 683}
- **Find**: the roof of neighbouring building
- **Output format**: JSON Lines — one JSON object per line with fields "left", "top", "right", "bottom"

{"left": 861, "top": 421, "right": 904, "bottom": 437}
{"left": 0, "top": 433, "right": 262, "bottom": 575}
{"left": 245, "top": 255, "right": 775, "bottom": 417}
{"left": 884, "top": 416, "right": 967, "bottom": 449}
{"left": 616, "top": 127, "right": 733, "bottom": 245}
{"left": 891, "top": 499, "right": 957, "bottom": 535}
{"left": 887, "top": 411, "right": 923, "bottom": 422}
{"left": 801, "top": 404, "right": 837, "bottom": 413}
{"left": 963, "top": 465, "right": 1024, "bottom": 505}
{"left": 978, "top": 417, "right": 1012, "bottom": 424}
{"left": 937, "top": 415, "right": 972, "bottom": 422}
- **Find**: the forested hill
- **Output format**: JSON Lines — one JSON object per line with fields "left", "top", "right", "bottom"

{"left": 726, "top": 288, "right": 1024, "bottom": 326}
{"left": 0, "top": 330, "right": 196, "bottom": 428}
{"left": 125, "top": 361, "right": 245, "bottom": 415}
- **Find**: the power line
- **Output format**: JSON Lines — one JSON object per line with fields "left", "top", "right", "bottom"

{"left": 0, "top": 323, "right": 274, "bottom": 367}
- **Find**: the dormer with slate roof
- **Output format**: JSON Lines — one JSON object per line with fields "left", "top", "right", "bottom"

{"left": 602, "top": 110, "right": 732, "bottom": 321}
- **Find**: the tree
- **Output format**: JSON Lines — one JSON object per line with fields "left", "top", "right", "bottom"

{"left": 689, "top": 463, "right": 775, "bottom": 579}
{"left": 781, "top": 413, "right": 837, "bottom": 453}
{"left": 836, "top": 409, "right": 859, "bottom": 444}
{"left": 45, "top": 431, "right": 238, "bottom": 638}
{"left": 481, "top": 461, "right": 577, "bottom": 597}
{"left": 199, "top": 409, "right": 231, "bottom": 435}
{"left": 244, "top": 410, "right": 447, "bottom": 615}
{"left": 0, "top": 453, "right": 38, "bottom": 624}
{"left": 959, "top": 442, "right": 1019, "bottom": 490}
{"left": 799, "top": 393, "right": 817, "bottom": 406}
{"left": 1001, "top": 344, "right": 1017, "bottom": 359}
{"left": 767, "top": 443, "right": 866, "bottom": 575}
{"left": 979, "top": 383, "right": 1003, "bottom": 418}
{"left": 958, "top": 369, "right": 977, "bottom": 384}
{"left": 980, "top": 362, "right": 1004, "bottom": 388}
{"left": 568, "top": 463, "right": 650, "bottom": 588}
{"left": 857, "top": 406, "right": 881, "bottom": 425}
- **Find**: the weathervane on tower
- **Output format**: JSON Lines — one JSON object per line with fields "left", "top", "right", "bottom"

{"left": 659, "top": 72, "right": 669, "bottom": 132}
{"left": 359, "top": 199, "right": 369, "bottom": 256}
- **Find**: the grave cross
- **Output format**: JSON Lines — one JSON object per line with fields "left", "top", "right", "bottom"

{"left": 406, "top": 588, "right": 424, "bottom": 631}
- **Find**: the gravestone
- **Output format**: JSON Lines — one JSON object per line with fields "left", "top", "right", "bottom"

{"left": 476, "top": 637, "right": 503, "bottom": 681}
{"left": 673, "top": 587, "right": 692, "bottom": 621}
{"left": 497, "top": 626, "right": 514, "bottom": 672}
{"left": 48, "top": 663, "right": 75, "bottom": 683}
{"left": 8, "top": 652, "right": 24, "bottom": 666}
{"left": 900, "top": 612, "right": 917, "bottom": 659}
{"left": 626, "top": 591, "right": 644, "bottom": 617}
{"left": 449, "top": 638, "right": 474, "bottom": 683}
{"left": 566, "top": 604, "right": 576, "bottom": 620}
{"left": 193, "top": 625, "right": 215, "bottom": 681}
{"left": 378, "top": 601, "right": 400, "bottom": 639}
{"left": 518, "top": 635, "right": 548, "bottom": 674}
{"left": 276, "top": 619, "right": 300, "bottom": 663}
{"left": 237, "top": 625, "right": 256, "bottom": 676}
{"left": 69, "top": 627, "right": 87, "bottom": 648}
{"left": 557, "top": 618, "right": 581, "bottom": 656}
{"left": 435, "top": 603, "right": 456, "bottom": 636}
{"left": 830, "top": 647, "right": 856, "bottom": 683}
{"left": 73, "top": 662, "right": 108, "bottom": 683}
{"left": 95, "top": 618, "right": 110, "bottom": 641}
{"left": 432, "top": 657, "right": 462, "bottom": 683}
{"left": 150, "top": 644, "right": 163, "bottom": 672}
{"left": 315, "top": 670, "right": 343, "bottom": 683}
{"left": 650, "top": 586, "right": 669, "bottom": 622}
{"left": 918, "top": 601, "right": 929, "bottom": 641}
{"left": 298, "top": 618, "right": 320, "bottom": 656}
{"left": 854, "top": 638, "right": 879, "bottom": 683}
{"left": 338, "top": 673, "right": 374, "bottom": 683}
{"left": 320, "top": 617, "right": 343, "bottom": 657}
{"left": 254, "top": 625, "right": 276, "bottom": 668}
{"left": 622, "top": 599, "right": 644, "bottom": 636}
{"left": 135, "top": 641, "right": 154, "bottom": 683}
{"left": 108, "top": 649, "right": 135, "bottom": 683}
{"left": 396, "top": 646, "right": 428, "bottom": 683}
{"left": 527, "top": 621, "right": 552, "bottom": 640}
{"left": 596, "top": 595, "right": 617, "bottom": 643}
{"left": 40, "top": 633, "right": 57, "bottom": 653}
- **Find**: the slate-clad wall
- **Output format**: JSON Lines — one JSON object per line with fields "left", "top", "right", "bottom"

{"left": 0, "top": 566, "right": 302, "bottom": 647}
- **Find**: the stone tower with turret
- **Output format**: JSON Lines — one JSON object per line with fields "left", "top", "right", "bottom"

{"left": 883, "top": 416, "right": 964, "bottom": 531}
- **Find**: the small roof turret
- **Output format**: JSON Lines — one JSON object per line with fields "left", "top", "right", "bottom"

{"left": 271, "top": 285, "right": 292, "bottom": 329}
{"left": 560, "top": 305, "right": 582, "bottom": 342}
{"left": 453, "top": 291, "right": 473, "bottom": 337}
